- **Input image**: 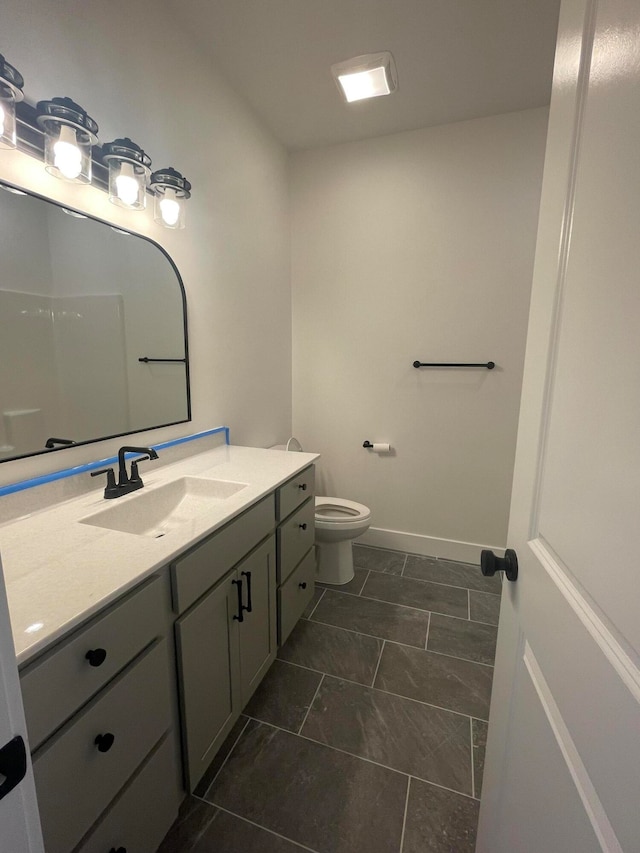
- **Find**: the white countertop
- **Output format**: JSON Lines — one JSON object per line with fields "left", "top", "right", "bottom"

{"left": 0, "top": 445, "right": 318, "bottom": 665}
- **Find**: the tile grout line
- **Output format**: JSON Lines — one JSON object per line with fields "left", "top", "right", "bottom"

{"left": 424, "top": 611, "right": 431, "bottom": 651}
{"left": 190, "top": 798, "right": 320, "bottom": 852}
{"left": 470, "top": 716, "right": 476, "bottom": 799}
{"left": 297, "top": 673, "right": 325, "bottom": 735}
{"left": 301, "top": 615, "right": 495, "bottom": 670}
{"left": 201, "top": 716, "right": 251, "bottom": 798}
{"left": 370, "top": 639, "right": 386, "bottom": 687}
{"left": 306, "top": 587, "right": 326, "bottom": 620}
{"left": 401, "top": 553, "right": 408, "bottom": 576}
{"left": 241, "top": 715, "right": 477, "bottom": 801}
{"left": 316, "top": 587, "right": 467, "bottom": 619}
{"left": 398, "top": 775, "right": 411, "bottom": 853}
{"left": 257, "top": 661, "right": 487, "bottom": 724}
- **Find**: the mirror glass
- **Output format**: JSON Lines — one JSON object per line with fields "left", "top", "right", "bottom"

{"left": 0, "top": 182, "right": 190, "bottom": 462}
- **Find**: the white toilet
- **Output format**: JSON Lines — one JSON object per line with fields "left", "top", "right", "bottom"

{"left": 270, "top": 439, "right": 372, "bottom": 585}
{"left": 314, "top": 496, "right": 371, "bottom": 585}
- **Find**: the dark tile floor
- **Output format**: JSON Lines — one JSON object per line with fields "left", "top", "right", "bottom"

{"left": 159, "top": 545, "right": 501, "bottom": 853}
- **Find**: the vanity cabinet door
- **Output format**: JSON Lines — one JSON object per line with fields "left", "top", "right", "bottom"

{"left": 236, "top": 536, "right": 277, "bottom": 707}
{"left": 175, "top": 572, "right": 240, "bottom": 792}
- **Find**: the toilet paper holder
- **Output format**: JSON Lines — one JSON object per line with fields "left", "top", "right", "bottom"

{"left": 363, "top": 441, "right": 392, "bottom": 453}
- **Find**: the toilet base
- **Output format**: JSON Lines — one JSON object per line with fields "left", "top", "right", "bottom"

{"left": 316, "top": 540, "right": 356, "bottom": 585}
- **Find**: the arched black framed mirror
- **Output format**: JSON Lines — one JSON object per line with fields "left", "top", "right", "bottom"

{"left": 0, "top": 180, "right": 190, "bottom": 462}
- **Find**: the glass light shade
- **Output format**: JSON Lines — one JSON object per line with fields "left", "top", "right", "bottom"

{"left": 43, "top": 122, "right": 93, "bottom": 183}
{"left": 108, "top": 160, "right": 147, "bottom": 209}
{"left": 0, "top": 55, "right": 24, "bottom": 150}
{"left": 150, "top": 167, "right": 191, "bottom": 230}
{"left": 154, "top": 187, "right": 185, "bottom": 229}
{"left": 0, "top": 87, "right": 18, "bottom": 149}
{"left": 331, "top": 51, "right": 398, "bottom": 103}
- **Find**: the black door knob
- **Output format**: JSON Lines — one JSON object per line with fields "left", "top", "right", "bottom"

{"left": 94, "top": 732, "right": 115, "bottom": 753}
{"left": 299, "top": 523, "right": 308, "bottom": 531}
{"left": 298, "top": 582, "right": 307, "bottom": 590}
{"left": 85, "top": 648, "right": 107, "bottom": 667}
{"left": 481, "top": 549, "right": 518, "bottom": 582}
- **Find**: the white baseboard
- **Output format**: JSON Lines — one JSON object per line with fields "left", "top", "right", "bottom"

{"left": 358, "top": 526, "right": 506, "bottom": 565}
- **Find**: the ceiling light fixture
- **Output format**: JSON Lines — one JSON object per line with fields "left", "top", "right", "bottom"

{"left": 331, "top": 51, "right": 398, "bottom": 103}
{"left": 0, "top": 53, "right": 24, "bottom": 149}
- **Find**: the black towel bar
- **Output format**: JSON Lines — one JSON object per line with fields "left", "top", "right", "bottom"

{"left": 413, "top": 361, "right": 495, "bottom": 369}
{"left": 138, "top": 357, "right": 186, "bottom": 364}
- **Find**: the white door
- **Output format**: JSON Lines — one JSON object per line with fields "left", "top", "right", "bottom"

{"left": 0, "top": 554, "right": 44, "bottom": 853}
{"left": 476, "top": 0, "right": 640, "bottom": 850}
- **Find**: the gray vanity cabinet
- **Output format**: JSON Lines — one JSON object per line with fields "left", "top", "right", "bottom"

{"left": 173, "top": 523, "right": 277, "bottom": 792}
{"left": 276, "top": 465, "right": 316, "bottom": 645}
{"left": 19, "top": 573, "right": 181, "bottom": 853}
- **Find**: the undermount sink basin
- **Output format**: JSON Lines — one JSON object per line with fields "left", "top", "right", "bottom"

{"left": 80, "top": 476, "right": 249, "bottom": 538}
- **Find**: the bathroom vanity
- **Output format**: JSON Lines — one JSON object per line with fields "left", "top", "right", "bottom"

{"left": 1, "top": 443, "right": 317, "bottom": 853}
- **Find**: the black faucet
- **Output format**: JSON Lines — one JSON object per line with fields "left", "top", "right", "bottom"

{"left": 91, "top": 445, "right": 159, "bottom": 499}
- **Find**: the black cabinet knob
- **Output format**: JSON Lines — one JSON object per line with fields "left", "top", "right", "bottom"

{"left": 480, "top": 549, "right": 518, "bottom": 582}
{"left": 109, "top": 848, "right": 127, "bottom": 853}
{"left": 85, "top": 648, "right": 107, "bottom": 667}
{"left": 94, "top": 732, "right": 115, "bottom": 753}
{"left": 298, "top": 582, "right": 307, "bottom": 590}
{"left": 299, "top": 523, "right": 308, "bottom": 531}
{"left": 298, "top": 483, "right": 307, "bottom": 491}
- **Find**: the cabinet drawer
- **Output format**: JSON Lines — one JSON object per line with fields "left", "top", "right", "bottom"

{"left": 33, "top": 639, "right": 172, "bottom": 853}
{"left": 278, "top": 549, "right": 316, "bottom": 646}
{"left": 172, "top": 495, "right": 275, "bottom": 613}
{"left": 20, "top": 575, "right": 165, "bottom": 750}
{"left": 277, "top": 498, "right": 315, "bottom": 584}
{"left": 76, "top": 734, "right": 179, "bottom": 853}
{"left": 276, "top": 466, "right": 315, "bottom": 521}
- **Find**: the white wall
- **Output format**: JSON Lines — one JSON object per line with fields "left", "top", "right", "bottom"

{"left": 0, "top": 0, "right": 291, "bottom": 486}
{"left": 291, "top": 109, "right": 548, "bottom": 558}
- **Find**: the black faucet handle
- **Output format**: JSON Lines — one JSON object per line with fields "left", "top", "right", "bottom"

{"left": 91, "top": 468, "right": 119, "bottom": 499}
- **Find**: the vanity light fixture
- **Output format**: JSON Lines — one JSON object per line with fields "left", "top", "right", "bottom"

{"left": 150, "top": 167, "right": 191, "bottom": 230}
{"left": 0, "top": 53, "right": 24, "bottom": 149}
{"left": 36, "top": 97, "right": 99, "bottom": 184}
{"left": 102, "top": 137, "right": 151, "bottom": 210}
{"left": 331, "top": 51, "right": 398, "bottom": 103}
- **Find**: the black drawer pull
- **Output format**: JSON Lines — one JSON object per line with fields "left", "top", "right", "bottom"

{"left": 241, "top": 570, "right": 253, "bottom": 614}
{"left": 232, "top": 578, "right": 244, "bottom": 622}
{"left": 298, "top": 582, "right": 307, "bottom": 590}
{"left": 298, "top": 483, "right": 307, "bottom": 491}
{"left": 109, "top": 848, "right": 127, "bottom": 853}
{"left": 85, "top": 648, "right": 107, "bottom": 667}
{"left": 94, "top": 732, "right": 115, "bottom": 753}
{"left": 299, "top": 523, "right": 308, "bottom": 531}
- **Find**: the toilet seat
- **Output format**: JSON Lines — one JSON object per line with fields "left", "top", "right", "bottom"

{"left": 315, "top": 496, "right": 371, "bottom": 524}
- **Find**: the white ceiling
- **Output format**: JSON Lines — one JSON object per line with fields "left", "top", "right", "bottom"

{"left": 167, "top": 0, "right": 561, "bottom": 151}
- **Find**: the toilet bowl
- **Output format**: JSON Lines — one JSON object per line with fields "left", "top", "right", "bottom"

{"left": 315, "top": 496, "right": 371, "bottom": 585}
{"left": 269, "top": 439, "right": 372, "bottom": 585}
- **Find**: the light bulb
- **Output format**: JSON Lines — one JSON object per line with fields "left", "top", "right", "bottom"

{"left": 159, "top": 188, "right": 181, "bottom": 226}
{"left": 115, "top": 162, "right": 140, "bottom": 206}
{"left": 53, "top": 125, "right": 82, "bottom": 180}
{"left": 0, "top": 103, "right": 5, "bottom": 137}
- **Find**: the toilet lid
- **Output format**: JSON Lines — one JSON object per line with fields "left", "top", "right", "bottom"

{"left": 315, "top": 496, "right": 371, "bottom": 522}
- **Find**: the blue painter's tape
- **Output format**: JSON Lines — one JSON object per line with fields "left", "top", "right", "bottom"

{"left": 0, "top": 426, "right": 230, "bottom": 498}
